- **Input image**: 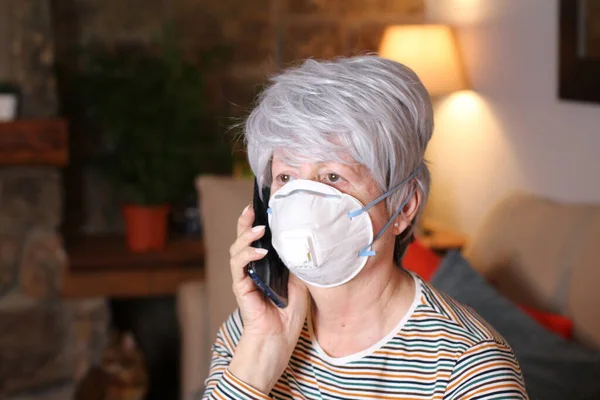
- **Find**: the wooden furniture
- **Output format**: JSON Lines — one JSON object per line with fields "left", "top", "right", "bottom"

{"left": 0, "top": 119, "right": 204, "bottom": 298}
{"left": 62, "top": 235, "right": 205, "bottom": 298}
{"left": 417, "top": 218, "right": 468, "bottom": 253}
{"left": 0, "top": 119, "right": 68, "bottom": 166}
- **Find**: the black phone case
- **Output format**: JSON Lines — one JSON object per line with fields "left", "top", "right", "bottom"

{"left": 245, "top": 179, "right": 289, "bottom": 308}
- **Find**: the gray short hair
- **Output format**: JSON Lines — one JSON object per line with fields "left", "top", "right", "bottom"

{"left": 244, "top": 56, "right": 434, "bottom": 263}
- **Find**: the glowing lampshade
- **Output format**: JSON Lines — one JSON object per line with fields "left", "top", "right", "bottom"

{"left": 379, "top": 25, "right": 468, "bottom": 96}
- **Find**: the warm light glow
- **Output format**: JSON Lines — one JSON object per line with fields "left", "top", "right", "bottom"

{"left": 379, "top": 24, "right": 468, "bottom": 96}
{"left": 425, "top": 0, "right": 491, "bottom": 26}
{"left": 440, "top": 90, "right": 480, "bottom": 116}
{"left": 424, "top": 90, "right": 520, "bottom": 234}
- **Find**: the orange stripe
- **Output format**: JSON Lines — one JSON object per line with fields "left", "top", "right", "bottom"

{"left": 390, "top": 331, "right": 475, "bottom": 340}
{"left": 457, "top": 306, "right": 494, "bottom": 338}
{"left": 446, "top": 350, "right": 518, "bottom": 392}
{"left": 273, "top": 382, "right": 289, "bottom": 392}
{"left": 225, "top": 369, "right": 270, "bottom": 399}
{"left": 463, "top": 382, "right": 527, "bottom": 399}
{"left": 439, "top": 298, "right": 463, "bottom": 328}
{"left": 448, "top": 360, "right": 518, "bottom": 392}
{"left": 410, "top": 311, "right": 450, "bottom": 320}
{"left": 373, "top": 349, "right": 462, "bottom": 360}
{"left": 220, "top": 328, "right": 235, "bottom": 351}
{"left": 311, "top": 382, "right": 413, "bottom": 399}
{"left": 459, "top": 341, "right": 508, "bottom": 358}
{"left": 203, "top": 382, "right": 217, "bottom": 393}
{"left": 292, "top": 349, "right": 452, "bottom": 381}
{"left": 442, "top": 294, "right": 494, "bottom": 340}
{"left": 211, "top": 366, "right": 226, "bottom": 374}
{"left": 214, "top": 337, "right": 228, "bottom": 349}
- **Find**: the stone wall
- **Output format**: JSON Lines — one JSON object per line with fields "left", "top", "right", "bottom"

{"left": 0, "top": 1, "right": 109, "bottom": 398}
{"left": 6, "top": 0, "right": 57, "bottom": 117}
{"left": 0, "top": 168, "right": 109, "bottom": 399}
{"left": 0, "top": 0, "right": 10, "bottom": 80}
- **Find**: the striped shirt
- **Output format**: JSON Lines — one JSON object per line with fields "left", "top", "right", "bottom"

{"left": 203, "top": 275, "right": 528, "bottom": 399}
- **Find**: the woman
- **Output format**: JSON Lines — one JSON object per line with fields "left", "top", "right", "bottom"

{"left": 203, "top": 56, "right": 528, "bottom": 399}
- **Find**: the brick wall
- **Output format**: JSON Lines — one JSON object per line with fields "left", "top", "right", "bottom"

{"left": 50, "top": 0, "right": 424, "bottom": 233}
{"left": 54, "top": 0, "right": 425, "bottom": 115}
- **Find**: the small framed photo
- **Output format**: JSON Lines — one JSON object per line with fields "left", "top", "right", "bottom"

{"left": 0, "top": 83, "right": 21, "bottom": 121}
{"left": 559, "top": 0, "right": 600, "bottom": 103}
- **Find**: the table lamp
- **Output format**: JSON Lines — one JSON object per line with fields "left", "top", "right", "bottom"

{"left": 379, "top": 24, "right": 468, "bottom": 96}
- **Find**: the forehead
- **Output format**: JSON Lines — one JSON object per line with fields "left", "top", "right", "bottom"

{"left": 272, "top": 147, "right": 359, "bottom": 168}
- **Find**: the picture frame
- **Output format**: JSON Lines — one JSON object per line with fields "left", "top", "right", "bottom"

{"left": 558, "top": 0, "right": 600, "bottom": 103}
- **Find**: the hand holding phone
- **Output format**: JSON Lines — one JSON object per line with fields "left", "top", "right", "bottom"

{"left": 245, "top": 179, "right": 289, "bottom": 308}
{"left": 227, "top": 184, "right": 308, "bottom": 393}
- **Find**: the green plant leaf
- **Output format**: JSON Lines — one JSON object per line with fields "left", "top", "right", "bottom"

{"left": 75, "top": 24, "right": 233, "bottom": 205}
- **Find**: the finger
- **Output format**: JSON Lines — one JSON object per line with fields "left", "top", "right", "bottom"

{"left": 230, "top": 246, "right": 268, "bottom": 284}
{"left": 229, "top": 225, "right": 266, "bottom": 257}
{"left": 237, "top": 204, "right": 254, "bottom": 237}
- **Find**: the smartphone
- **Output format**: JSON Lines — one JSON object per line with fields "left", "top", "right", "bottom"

{"left": 245, "top": 178, "right": 289, "bottom": 308}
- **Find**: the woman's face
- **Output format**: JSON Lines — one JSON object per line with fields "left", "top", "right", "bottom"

{"left": 270, "top": 149, "right": 395, "bottom": 254}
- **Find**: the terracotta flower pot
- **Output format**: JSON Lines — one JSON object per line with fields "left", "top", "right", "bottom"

{"left": 122, "top": 204, "right": 170, "bottom": 252}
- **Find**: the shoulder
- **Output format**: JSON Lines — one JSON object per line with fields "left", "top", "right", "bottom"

{"left": 213, "top": 308, "right": 244, "bottom": 354}
{"left": 445, "top": 339, "right": 527, "bottom": 399}
{"left": 413, "top": 276, "right": 511, "bottom": 349}
{"left": 412, "top": 279, "right": 527, "bottom": 397}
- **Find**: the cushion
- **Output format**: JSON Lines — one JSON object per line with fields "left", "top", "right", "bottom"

{"left": 405, "top": 242, "right": 574, "bottom": 339}
{"left": 403, "top": 240, "right": 441, "bottom": 281}
{"left": 462, "top": 192, "right": 600, "bottom": 347}
{"left": 431, "top": 251, "right": 600, "bottom": 400}
{"left": 518, "top": 304, "right": 573, "bottom": 340}
{"left": 196, "top": 176, "right": 254, "bottom": 343}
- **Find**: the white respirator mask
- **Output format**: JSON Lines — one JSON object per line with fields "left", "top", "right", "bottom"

{"left": 267, "top": 168, "right": 419, "bottom": 287}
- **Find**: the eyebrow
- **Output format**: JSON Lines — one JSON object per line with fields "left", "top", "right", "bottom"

{"left": 320, "top": 162, "right": 361, "bottom": 177}
{"left": 273, "top": 157, "right": 361, "bottom": 176}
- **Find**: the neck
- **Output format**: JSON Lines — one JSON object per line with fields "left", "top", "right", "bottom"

{"left": 310, "top": 258, "right": 415, "bottom": 341}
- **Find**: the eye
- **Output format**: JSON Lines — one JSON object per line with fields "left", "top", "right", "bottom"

{"left": 326, "top": 173, "right": 341, "bottom": 183}
{"left": 277, "top": 174, "right": 291, "bottom": 183}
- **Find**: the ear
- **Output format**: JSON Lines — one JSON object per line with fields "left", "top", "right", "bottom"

{"left": 122, "top": 332, "right": 137, "bottom": 353}
{"left": 393, "top": 191, "right": 421, "bottom": 236}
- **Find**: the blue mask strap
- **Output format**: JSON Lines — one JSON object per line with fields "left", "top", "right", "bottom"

{"left": 348, "top": 166, "right": 422, "bottom": 219}
{"left": 358, "top": 190, "right": 415, "bottom": 256}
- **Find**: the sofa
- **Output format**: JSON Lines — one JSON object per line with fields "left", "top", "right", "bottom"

{"left": 178, "top": 176, "right": 254, "bottom": 400}
{"left": 177, "top": 177, "right": 600, "bottom": 399}
{"left": 462, "top": 192, "right": 600, "bottom": 348}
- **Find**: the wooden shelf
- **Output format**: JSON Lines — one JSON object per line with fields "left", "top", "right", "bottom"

{"left": 62, "top": 235, "right": 205, "bottom": 298}
{"left": 0, "top": 119, "right": 69, "bottom": 166}
{"left": 417, "top": 219, "right": 468, "bottom": 251}
{"left": 67, "top": 235, "right": 205, "bottom": 272}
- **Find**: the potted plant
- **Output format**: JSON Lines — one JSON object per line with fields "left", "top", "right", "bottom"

{"left": 77, "top": 27, "right": 232, "bottom": 252}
